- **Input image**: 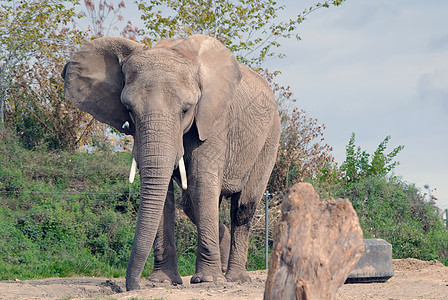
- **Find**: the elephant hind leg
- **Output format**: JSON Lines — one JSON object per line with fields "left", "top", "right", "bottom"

{"left": 226, "top": 191, "right": 257, "bottom": 283}
{"left": 147, "top": 181, "right": 183, "bottom": 285}
{"left": 226, "top": 129, "right": 279, "bottom": 283}
{"left": 182, "top": 190, "right": 196, "bottom": 224}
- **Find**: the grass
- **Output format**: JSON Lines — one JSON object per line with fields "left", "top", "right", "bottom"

{"left": 3, "top": 128, "right": 446, "bottom": 282}
{"left": 0, "top": 130, "right": 268, "bottom": 280}
{"left": 0, "top": 130, "right": 140, "bottom": 279}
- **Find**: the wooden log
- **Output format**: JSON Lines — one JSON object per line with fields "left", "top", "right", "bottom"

{"left": 264, "top": 182, "right": 364, "bottom": 300}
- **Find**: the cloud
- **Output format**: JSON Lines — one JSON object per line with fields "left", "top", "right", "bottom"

{"left": 429, "top": 34, "right": 448, "bottom": 51}
{"left": 418, "top": 69, "right": 448, "bottom": 114}
{"left": 270, "top": 0, "right": 448, "bottom": 206}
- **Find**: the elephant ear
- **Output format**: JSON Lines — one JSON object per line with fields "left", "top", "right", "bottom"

{"left": 62, "top": 36, "right": 144, "bottom": 135}
{"left": 169, "top": 34, "right": 242, "bottom": 141}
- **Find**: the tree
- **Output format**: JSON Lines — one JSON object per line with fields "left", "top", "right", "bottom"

{"left": 136, "top": 0, "right": 346, "bottom": 69}
{"left": 6, "top": 42, "right": 95, "bottom": 150}
{"left": 340, "top": 133, "right": 404, "bottom": 183}
{"left": 75, "top": 0, "right": 140, "bottom": 39}
{"left": 1, "top": 0, "right": 138, "bottom": 150}
{"left": 0, "top": 0, "right": 82, "bottom": 126}
{"left": 0, "top": 0, "right": 98, "bottom": 150}
{"left": 265, "top": 70, "right": 335, "bottom": 193}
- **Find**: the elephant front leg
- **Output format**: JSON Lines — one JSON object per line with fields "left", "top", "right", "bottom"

{"left": 192, "top": 216, "right": 226, "bottom": 283}
{"left": 184, "top": 192, "right": 230, "bottom": 278}
{"left": 187, "top": 181, "right": 226, "bottom": 283}
{"left": 147, "top": 180, "right": 183, "bottom": 285}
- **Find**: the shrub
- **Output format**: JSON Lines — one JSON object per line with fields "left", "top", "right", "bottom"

{"left": 0, "top": 130, "right": 142, "bottom": 279}
{"left": 340, "top": 133, "right": 404, "bottom": 183}
{"left": 330, "top": 174, "right": 448, "bottom": 262}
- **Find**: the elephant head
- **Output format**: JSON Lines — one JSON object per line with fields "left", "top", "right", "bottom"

{"left": 62, "top": 35, "right": 242, "bottom": 290}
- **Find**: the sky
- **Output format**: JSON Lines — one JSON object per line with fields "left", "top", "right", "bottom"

{"left": 263, "top": 0, "right": 448, "bottom": 209}
{"left": 117, "top": 0, "right": 448, "bottom": 209}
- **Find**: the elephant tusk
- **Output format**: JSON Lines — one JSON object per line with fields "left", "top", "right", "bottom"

{"left": 179, "top": 157, "right": 188, "bottom": 190}
{"left": 122, "top": 121, "right": 130, "bottom": 129}
{"left": 129, "top": 157, "right": 137, "bottom": 183}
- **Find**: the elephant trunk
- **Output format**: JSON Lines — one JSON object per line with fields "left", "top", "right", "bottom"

{"left": 125, "top": 121, "right": 177, "bottom": 291}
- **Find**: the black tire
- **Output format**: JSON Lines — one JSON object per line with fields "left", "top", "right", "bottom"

{"left": 345, "top": 239, "right": 394, "bottom": 284}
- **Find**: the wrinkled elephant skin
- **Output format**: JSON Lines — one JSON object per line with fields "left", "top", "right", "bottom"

{"left": 62, "top": 34, "right": 280, "bottom": 290}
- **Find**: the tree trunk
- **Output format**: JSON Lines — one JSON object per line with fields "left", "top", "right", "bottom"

{"left": 264, "top": 182, "right": 364, "bottom": 300}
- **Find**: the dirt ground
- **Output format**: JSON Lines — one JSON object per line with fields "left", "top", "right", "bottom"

{"left": 1, "top": 258, "right": 447, "bottom": 300}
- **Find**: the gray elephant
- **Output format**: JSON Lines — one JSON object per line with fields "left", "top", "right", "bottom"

{"left": 62, "top": 34, "right": 280, "bottom": 291}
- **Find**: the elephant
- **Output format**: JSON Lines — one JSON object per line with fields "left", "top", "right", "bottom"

{"left": 62, "top": 34, "right": 280, "bottom": 291}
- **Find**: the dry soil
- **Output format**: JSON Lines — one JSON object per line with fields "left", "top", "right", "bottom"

{"left": 1, "top": 258, "right": 447, "bottom": 299}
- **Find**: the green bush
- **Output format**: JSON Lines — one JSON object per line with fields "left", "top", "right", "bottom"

{"left": 2, "top": 128, "right": 447, "bottom": 282}
{"left": 331, "top": 177, "right": 448, "bottom": 262}
{"left": 296, "top": 133, "right": 448, "bottom": 265}
{"left": 0, "top": 130, "right": 142, "bottom": 279}
{"left": 340, "top": 133, "right": 404, "bottom": 183}
{"left": 0, "top": 130, "right": 198, "bottom": 279}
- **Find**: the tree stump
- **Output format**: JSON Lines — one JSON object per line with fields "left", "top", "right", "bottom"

{"left": 264, "top": 182, "right": 364, "bottom": 300}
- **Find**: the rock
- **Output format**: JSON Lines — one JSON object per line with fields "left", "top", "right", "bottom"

{"left": 345, "top": 238, "right": 394, "bottom": 283}
{"left": 264, "top": 182, "right": 364, "bottom": 300}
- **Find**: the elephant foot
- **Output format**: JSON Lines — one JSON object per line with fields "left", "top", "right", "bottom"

{"left": 190, "top": 272, "right": 226, "bottom": 284}
{"left": 125, "top": 277, "right": 140, "bottom": 291}
{"left": 225, "top": 269, "right": 252, "bottom": 283}
{"left": 147, "top": 269, "right": 183, "bottom": 285}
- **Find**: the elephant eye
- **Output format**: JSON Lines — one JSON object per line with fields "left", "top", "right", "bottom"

{"left": 182, "top": 103, "right": 195, "bottom": 117}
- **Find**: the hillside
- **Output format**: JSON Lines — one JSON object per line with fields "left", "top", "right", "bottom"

{"left": 1, "top": 129, "right": 448, "bottom": 282}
